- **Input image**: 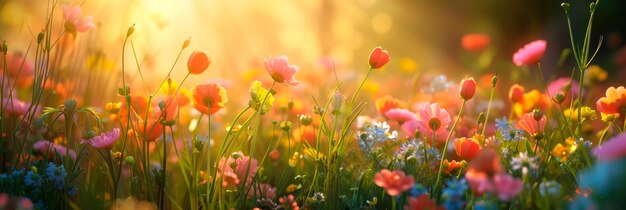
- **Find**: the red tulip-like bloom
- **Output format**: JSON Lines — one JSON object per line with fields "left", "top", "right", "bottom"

{"left": 192, "top": 83, "right": 228, "bottom": 115}
{"left": 368, "top": 47, "right": 390, "bottom": 69}
{"left": 516, "top": 112, "right": 546, "bottom": 136}
{"left": 455, "top": 137, "right": 481, "bottom": 161}
{"left": 593, "top": 133, "right": 626, "bottom": 161}
{"left": 459, "top": 78, "right": 477, "bottom": 101}
{"left": 508, "top": 84, "right": 525, "bottom": 103}
{"left": 187, "top": 50, "right": 211, "bottom": 74}
{"left": 373, "top": 169, "right": 414, "bottom": 196}
{"left": 512, "top": 40, "right": 547, "bottom": 67}
{"left": 596, "top": 86, "right": 626, "bottom": 115}
{"left": 137, "top": 119, "right": 164, "bottom": 142}
{"left": 263, "top": 55, "right": 299, "bottom": 86}
{"left": 461, "top": 33, "right": 490, "bottom": 52}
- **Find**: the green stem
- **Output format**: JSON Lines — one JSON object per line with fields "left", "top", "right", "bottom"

{"left": 433, "top": 100, "right": 466, "bottom": 196}
{"left": 482, "top": 85, "right": 495, "bottom": 136}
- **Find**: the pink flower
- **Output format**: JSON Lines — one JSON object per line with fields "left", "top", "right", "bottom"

{"left": 593, "top": 133, "right": 626, "bottom": 161}
{"left": 279, "top": 194, "right": 300, "bottom": 210}
{"left": 80, "top": 128, "right": 120, "bottom": 150}
{"left": 547, "top": 77, "right": 583, "bottom": 104}
{"left": 465, "top": 169, "right": 494, "bottom": 195}
{"left": 512, "top": 40, "right": 547, "bottom": 67}
{"left": 493, "top": 174, "right": 523, "bottom": 201}
{"left": 1, "top": 98, "right": 31, "bottom": 115}
{"left": 61, "top": 5, "right": 95, "bottom": 33}
{"left": 263, "top": 55, "right": 299, "bottom": 86}
{"left": 417, "top": 103, "right": 451, "bottom": 140}
{"left": 0, "top": 52, "right": 34, "bottom": 78}
{"left": 516, "top": 112, "right": 546, "bottom": 136}
{"left": 401, "top": 120, "right": 421, "bottom": 138}
{"left": 373, "top": 169, "right": 414, "bottom": 196}
{"left": 217, "top": 151, "right": 258, "bottom": 188}
{"left": 33, "top": 140, "right": 77, "bottom": 160}
{"left": 385, "top": 108, "right": 417, "bottom": 124}
{"left": 219, "top": 171, "right": 240, "bottom": 187}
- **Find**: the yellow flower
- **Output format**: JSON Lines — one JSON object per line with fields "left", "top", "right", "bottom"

{"left": 551, "top": 143, "right": 569, "bottom": 161}
{"left": 563, "top": 106, "right": 597, "bottom": 122}
{"left": 286, "top": 184, "right": 301, "bottom": 193}
{"left": 584, "top": 65, "right": 608, "bottom": 84}
{"left": 601, "top": 112, "right": 620, "bottom": 123}
{"left": 105, "top": 102, "right": 122, "bottom": 114}
{"left": 303, "top": 148, "right": 325, "bottom": 161}
{"left": 249, "top": 80, "right": 275, "bottom": 114}
{"left": 288, "top": 152, "right": 300, "bottom": 167}
{"left": 399, "top": 57, "right": 419, "bottom": 73}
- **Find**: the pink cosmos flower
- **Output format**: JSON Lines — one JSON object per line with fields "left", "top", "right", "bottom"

{"left": 219, "top": 171, "right": 240, "bottom": 187}
{"left": 417, "top": 103, "right": 451, "bottom": 139}
{"left": 217, "top": 151, "right": 258, "bottom": 188}
{"left": 80, "top": 128, "right": 120, "bottom": 150}
{"left": 593, "top": 133, "right": 626, "bottom": 161}
{"left": 373, "top": 169, "right": 414, "bottom": 196}
{"left": 512, "top": 40, "right": 547, "bottom": 67}
{"left": 61, "top": 5, "right": 95, "bottom": 32}
{"left": 401, "top": 120, "right": 421, "bottom": 138}
{"left": 33, "top": 140, "right": 77, "bottom": 160}
{"left": 385, "top": 108, "right": 417, "bottom": 124}
{"left": 493, "top": 174, "right": 523, "bottom": 201}
{"left": 516, "top": 112, "right": 546, "bottom": 136}
{"left": 263, "top": 55, "right": 299, "bottom": 86}
{"left": 0, "top": 52, "right": 34, "bottom": 78}
{"left": 1, "top": 98, "right": 31, "bottom": 115}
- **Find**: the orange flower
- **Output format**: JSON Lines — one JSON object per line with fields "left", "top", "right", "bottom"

{"left": 373, "top": 169, "right": 414, "bottom": 196}
{"left": 375, "top": 95, "right": 406, "bottom": 116}
{"left": 187, "top": 50, "right": 211, "bottom": 74}
{"left": 368, "top": 47, "right": 390, "bottom": 69}
{"left": 461, "top": 33, "right": 490, "bottom": 52}
{"left": 459, "top": 78, "right": 476, "bottom": 101}
{"left": 513, "top": 89, "right": 550, "bottom": 118}
{"left": 442, "top": 160, "right": 464, "bottom": 174}
{"left": 192, "top": 83, "right": 228, "bottom": 115}
{"left": 596, "top": 86, "right": 626, "bottom": 115}
{"left": 136, "top": 119, "right": 164, "bottom": 142}
{"left": 455, "top": 137, "right": 481, "bottom": 161}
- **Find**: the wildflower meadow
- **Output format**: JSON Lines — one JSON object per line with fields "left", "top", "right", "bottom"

{"left": 2, "top": 0, "right": 626, "bottom": 209}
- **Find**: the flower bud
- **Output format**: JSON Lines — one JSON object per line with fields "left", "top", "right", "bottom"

{"left": 187, "top": 50, "right": 210, "bottom": 74}
{"left": 491, "top": 74, "right": 498, "bottom": 88}
{"left": 37, "top": 32, "right": 45, "bottom": 44}
{"left": 280, "top": 121, "right": 292, "bottom": 131}
{"left": 299, "top": 115, "right": 313, "bottom": 126}
{"left": 508, "top": 84, "right": 524, "bottom": 103}
{"left": 182, "top": 37, "right": 191, "bottom": 49}
{"left": 561, "top": 3, "right": 570, "bottom": 14}
{"left": 126, "top": 24, "right": 135, "bottom": 38}
{"left": 532, "top": 109, "right": 544, "bottom": 121}
{"left": 125, "top": 156, "right": 135, "bottom": 164}
{"left": 368, "top": 47, "right": 390, "bottom": 69}
{"left": 553, "top": 91, "right": 566, "bottom": 104}
{"left": 459, "top": 78, "right": 477, "bottom": 101}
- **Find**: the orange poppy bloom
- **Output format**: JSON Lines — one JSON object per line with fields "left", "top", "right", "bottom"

{"left": 375, "top": 95, "right": 406, "bottom": 116}
{"left": 192, "top": 83, "right": 228, "bottom": 115}
{"left": 596, "top": 86, "right": 626, "bottom": 115}
{"left": 455, "top": 137, "right": 481, "bottom": 161}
